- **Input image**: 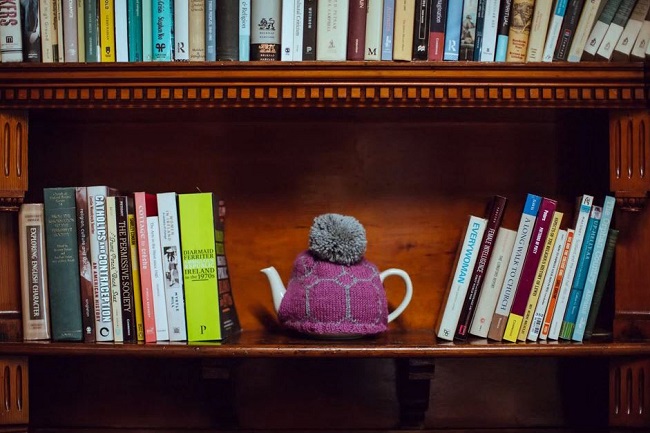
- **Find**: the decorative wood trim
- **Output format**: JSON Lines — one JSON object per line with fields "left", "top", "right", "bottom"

{"left": 0, "top": 112, "right": 27, "bottom": 211}
{"left": 610, "top": 358, "right": 650, "bottom": 427}
{"left": 0, "top": 63, "right": 646, "bottom": 109}
{"left": 0, "top": 357, "right": 28, "bottom": 426}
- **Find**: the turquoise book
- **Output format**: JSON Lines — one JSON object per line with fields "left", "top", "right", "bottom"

{"left": 572, "top": 196, "right": 616, "bottom": 341}
{"left": 443, "top": 0, "right": 463, "bottom": 60}
{"left": 44, "top": 187, "right": 83, "bottom": 341}
{"left": 127, "top": 0, "right": 143, "bottom": 61}
{"left": 559, "top": 205, "right": 602, "bottom": 339}
{"left": 84, "top": 0, "right": 100, "bottom": 61}
{"left": 153, "top": 0, "right": 174, "bottom": 60}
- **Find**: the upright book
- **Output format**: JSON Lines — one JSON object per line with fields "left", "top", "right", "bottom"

{"left": 542, "top": 0, "right": 570, "bottom": 60}
{"left": 239, "top": 0, "right": 251, "bottom": 60}
{"left": 364, "top": 0, "right": 383, "bottom": 60}
{"left": 443, "top": 0, "right": 464, "bottom": 61}
{"left": 0, "top": 0, "right": 23, "bottom": 61}
{"left": 147, "top": 215, "right": 170, "bottom": 341}
{"left": 429, "top": 0, "right": 448, "bottom": 60}
{"left": 381, "top": 0, "right": 396, "bottom": 59}
{"left": 566, "top": 0, "right": 607, "bottom": 61}
{"left": 505, "top": 0, "right": 535, "bottom": 61}
{"left": 494, "top": 0, "right": 514, "bottom": 60}
{"left": 106, "top": 196, "right": 123, "bottom": 342}
{"left": 581, "top": 0, "right": 623, "bottom": 60}
{"left": 217, "top": 0, "right": 240, "bottom": 60}
{"left": 392, "top": 0, "right": 416, "bottom": 60}
{"left": 347, "top": 0, "right": 367, "bottom": 60}
{"left": 540, "top": 228, "right": 574, "bottom": 340}
{"left": 595, "top": 0, "right": 637, "bottom": 60}
{"left": 76, "top": 187, "right": 95, "bottom": 342}
{"left": 412, "top": 0, "right": 431, "bottom": 59}
{"left": 116, "top": 196, "right": 137, "bottom": 343}
{"left": 251, "top": 0, "right": 282, "bottom": 60}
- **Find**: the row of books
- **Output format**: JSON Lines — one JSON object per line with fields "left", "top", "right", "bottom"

{"left": 19, "top": 187, "right": 241, "bottom": 343}
{"left": 2, "top": 0, "right": 647, "bottom": 63}
{"left": 436, "top": 193, "right": 618, "bottom": 343}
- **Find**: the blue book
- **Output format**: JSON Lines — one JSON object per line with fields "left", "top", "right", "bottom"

{"left": 127, "top": 0, "right": 143, "bottom": 61}
{"left": 206, "top": 0, "right": 217, "bottom": 61}
{"left": 559, "top": 205, "right": 602, "bottom": 340}
{"left": 152, "top": 0, "right": 174, "bottom": 61}
{"left": 239, "top": 0, "right": 250, "bottom": 60}
{"left": 494, "top": 0, "right": 511, "bottom": 61}
{"left": 572, "top": 196, "right": 616, "bottom": 342}
{"left": 444, "top": 0, "right": 464, "bottom": 60}
{"left": 381, "top": 0, "right": 396, "bottom": 60}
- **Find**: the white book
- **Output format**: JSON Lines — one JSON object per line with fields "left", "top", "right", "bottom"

{"left": 381, "top": 0, "right": 395, "bottom": 59}
{"left": 548, "top": 194, "right": 594, "bottom": 340}
{"left": 87, "top": 186, "right": 115, "bottom": 342}
{"left": 142, "top": 0, "right": 153, "bottom": 61}
{"left": 567, "top": 0, "right": 605, "bottom": 61}
{"left": 542, "top": 0, "right": 569, "bottom": 61}
{"left": 582, "top": 0, "right": 623, "bottom": 58}
{"left": 435, "top": 215, "right": 487, "bottom": 341}
{"left": 293, "top": 0, "right": 305, "bottom": 60}
{"left": 526, "top": 0, "right": 554, "bottom": 61}
{"left": 175, "top": 0, "right": 190, "bottom": 60}
{"left": 631, "top": 13, "right": 650, "bottom": 59}
{"left": 596, "top": 0, "right": 637, "bottom": 59}
{"left": 147, "top": 216, "right": 169, "bottom": 341}
{"left": 613, "top": 0, "right": 650, "bottom": 59}
{"left": 156, "top": 193, "right": 188, "bottom": 341}
{"left": 317, "top": 0, "right": 350, "bottom": 60}
{"left": 281, "top": 0, "right": 295, "bottom": 60}
{"left": 62, "top": 0, "right": 79, "bottom": 61}
{"left": 527, "top": 229, "right": 567, "bottom": 341}
{"left": 480, "top": 0, "right": 501, "bottom": 61}
{"left": 106, "top": 197, "right": 123, "bottom": 342}
{"left": 115, "top": 0, "right": 128, "bottom": 61}
{"left": 239, "top": 0, "right": 251, "bottom": 60}
{"left": 469, "top": 227, "right": 516, "bottom": 338}
{"left": 364, "top": 0, "right": 384, "bottom": 60}
{"left": 0, "top": 0, "right": 23, "bottom": 61}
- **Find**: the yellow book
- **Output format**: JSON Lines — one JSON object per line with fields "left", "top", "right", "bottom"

{"left": 517, "top": 211, "right": 563, "bottom": 341}
{"left": 100, "top": 0, "right": 115, "bottom": 61}
{"left": 128, "top": 210, "right": 145, "bottom": 342}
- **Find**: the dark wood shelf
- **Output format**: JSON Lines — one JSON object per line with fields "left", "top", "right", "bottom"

{"left": 0, "top": 62, "right": 646, "bottom": 109}
{"left": 0, "top": 330, "right": 648, "bottom": 358}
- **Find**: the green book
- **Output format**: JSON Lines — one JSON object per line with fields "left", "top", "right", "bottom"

{"left": 178, "top": 192, "right": 241, "bottom": 342}
{"left": 44, "top": 187, "right": 83, "bottom": 341}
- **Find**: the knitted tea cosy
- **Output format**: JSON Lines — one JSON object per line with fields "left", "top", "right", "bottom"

{"left": 278, "top": 214, "right": 389, "bottom": 336}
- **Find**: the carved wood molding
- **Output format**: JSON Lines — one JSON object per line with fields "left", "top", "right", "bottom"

{"left": 610, "top": 110, "right": 650, "bottom": 212}
{"left": 610, "top": 358, "right": 650, "bottom": 428}
{"left": 0, "top": 63, "right": 646, "bottom": 109}
{"left": 0, "top": 112, "right": 28, "bottom": 211}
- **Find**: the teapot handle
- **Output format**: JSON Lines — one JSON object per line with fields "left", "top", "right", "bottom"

{"left": 380, "top": 268, "right": 413, "bottom": 323}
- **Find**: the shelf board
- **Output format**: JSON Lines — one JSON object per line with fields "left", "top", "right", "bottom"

{"left": 0, "top": 62, "right": 646, "bottom": 109}
{"left": 0, "top": 330, "right": 648, "bottom": 358}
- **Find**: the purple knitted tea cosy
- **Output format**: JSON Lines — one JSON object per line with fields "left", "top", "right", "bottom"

{"left": 278, "top": 214, "right": 389, "bottom": 336}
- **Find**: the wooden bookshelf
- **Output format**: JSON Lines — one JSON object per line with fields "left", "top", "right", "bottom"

{"left": 0, "top": 62, "right": 649, "bottom": 431}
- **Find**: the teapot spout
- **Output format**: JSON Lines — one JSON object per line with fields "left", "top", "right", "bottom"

{"left": 261, "top": 266, "right": 286, "bottom": 313}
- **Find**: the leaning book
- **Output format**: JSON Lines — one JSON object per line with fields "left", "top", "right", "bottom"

{"left": 19, "top": 203, "right": 51, "bottom": 340}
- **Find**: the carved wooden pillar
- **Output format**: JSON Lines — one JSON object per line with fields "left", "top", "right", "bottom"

{"left": 0, "top": 111, "right": 27, "bottom": 343}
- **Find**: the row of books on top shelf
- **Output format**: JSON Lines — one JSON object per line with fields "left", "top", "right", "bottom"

{"left": 436, "top": 193, "right": 618, "bottom": 344}
{"left": 2, "top": 0, "right": 647, "bottom": 65}
{"left": 19, "top": 187, "right": 241, "bottom": 344}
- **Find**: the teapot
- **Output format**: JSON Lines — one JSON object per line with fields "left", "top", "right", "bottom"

{"left": 261, "top": 213, "right": 413, "bottom": 338}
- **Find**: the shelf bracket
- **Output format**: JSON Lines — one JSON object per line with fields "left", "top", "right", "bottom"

{"left": 395, "top": 358, "right": 435, "bottom": 429}
{"left": 610, "top": 358, "right": 650, "bottom": 428}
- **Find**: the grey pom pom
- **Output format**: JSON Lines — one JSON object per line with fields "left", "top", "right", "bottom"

{"left": 309, "top": 213, "right": 367, "bottom": 265}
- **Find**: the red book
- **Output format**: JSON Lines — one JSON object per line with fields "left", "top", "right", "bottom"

{"left": 347, "top": 0, "right": 367, "bottom": 60}
{"left": 133, "top": 191, "right": 158, "bottom": 343}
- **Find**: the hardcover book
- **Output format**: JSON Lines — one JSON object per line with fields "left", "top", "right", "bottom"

{"left": 251, "top": 0, "right": 282, "bottom": 60}
{"left": 178, "top": 192, "right": 241, "bottom": 341}
{"left": 19, "top": 203, "right": 51, "bottom": 340}
{"left": 347, "top": 0, "right": 367, "bottom": 60}
{"left": 205, "top": 0, "right": 216, "bottom": 60}
{"left": 217, "top": 0, "right": 240, "bottom": 60}
{"left": 435, "top": 215, "right": 487, "bottom": 341}
{"left": 75, "top": 187, "right": 96, "bottom": 342}
{"left": 44, "top": 187, "right": 83, "bottom": 341}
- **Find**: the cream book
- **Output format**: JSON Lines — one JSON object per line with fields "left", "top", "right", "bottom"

{"left": 189, "top": 0, "right": 206, "bottom": 60}
{"left": 505, "top": 0, "right": 536, "bottom": 61}
{"left": 581, "top": 0, "right": 623, "bottom": 59}
{"left": 392, "top": 0, "right": 415, "bottom": 60}
{"left": 595, "top": 0, "right": 637, "bottom": 60}
{"left": 106, "top": 197, "right": 124, "bottom": 342}
{"left": 317, "top": 0, "right": 350, "bottom": 60}
{"left": 566, "top": 0, "right": 606, "bottom": 61}
{"left": 526, "top": 0, "right": 554, "bottom": 61}
{"left": 612, "top": 0, "right": 650, "bottom": 60}
{"left": 631, "top": 8, "right": 650, "bottom": 60}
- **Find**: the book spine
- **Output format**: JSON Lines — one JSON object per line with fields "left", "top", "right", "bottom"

{"left": 293, "top": 0, "right": 304, "bottom": 60}
{"left": 134, "top": 192, "right": 157, "bottom": 342}
{"left": 469, "top": 227, "right": 516, "bottom": 338}
{"left": 528, "top": 228, "right": 567, "bottom": 341}
{"left": 44, "top": 188, "right": 83, "bottom": 341}
{"left": 517, "top": 210, "right": 563, "bottom": 341}
{"left": 157, "top": 192, "right": 188, "bottom": 341}
{"left": 542, "top": 0, "right": 569, "bottom": 61}
{"left": 152, "top": 0, "right": 173, "bottom": 60}
{"left": 505, "top": 0, "right": 535, "bottom": 61}
{"left": 281, "top": 0, "right": 295, "bottom": 61}
{"left": 62, "top": 0, "right": 78, "bottom": 60}
{"left": 99, "top": 0, "right": 115, "bottom": 61}
{"left": 127, "top": 0, "right": 143, "bottom": 61}
{"left": 217, "top": 0, "right": 241, "bottom": 60}
{"left": 114, "top": 0, "right": 129, "bottom": 61}
{"left": 127, "top": 203, "right": 145, "bottom": 342}
{"left": 473, "top": 0, "right": 487, "bottom": 59}
{"left": 303, "top": 0, "right": 317, "bottom": 59}
{"left": 214, "top": 200, "right": 241, "bottom": 338}
{"left": 552, "top": 0, "right": 586, "bottom": 60}
{"left": 0, "top": 0, "right": 23, "bottom": 62}
{"left": 502, "top": 197, "right": 557, "bottom": 343}
{"left": 251, "top": 0, "right": 282, "bottom": 60}
{"left": 566, "top": 0, "right": 604, "bottom": 61}
{"left": 381, "top": 0, "right": 395, "bottom": 59}
{"left": 525, "top": 0, "right": 553, "bottom": 61}
{"left": 76, "top": 187, "right": 96, "bottom": 342}
{"left": 548, "top": 194, "right": 594, "bottom": 340}
{"left": 540, "top": 228, "right": 574, "bottom": 339}
{"left": 494, "top": 0, "right": 513, "bottom": 60}
{"left": 19, "top": 204, "right": 51, "bottom": 340}
{"left": 21, "top": 0, "right": 41, "bottom": 61}
{"left": 205, "top": 0, "right": 216, "bottom": 60}
{"left": 480, "top": 0, "right": 501, "bottom": 60}
{"left": 583, "top": 228, "right": 618, "bottom": 340}
{"left": 435, "top": 215, "right": 487, "bottom": 341}
{"left": 459, "top": 0, "right": 479, "bottom": 60}
{"left": 428, "top": 0, "right": 447, "bottom": 60}
{"left": 189, "top": 0, "right": 205, "bottom": 60}
{"left": 88, "top": 186, "right": 114, "bottom": 341}
{"left": 392, "top": 0, "right": 415, "bottom": 60}
{"left": 40, "top": 0, "right": 55, "bottom": 62}
{"left": 142, "top": 0, "right": 153, "bottom": 60}
{"left": 413, "top": 0, "right": 431, "bottom": 60}
{"left": 596, "top": 0, "right": 640, "bottom": 60}
{"left": 106, "top": 196, "right": 124, "bottom": 342}
{"left": 116, "top": 197, "right": 137, "bottom": 343}
{"left": 347, "top": 0, "right": 367, "bottom": 60}
{"left": 239, "top": 0, "right": 251, "bottom": 60}
{"left": 51, "top": 0, "right": 60, "bottom": 61}
{"left": 612, "top": 0, "right": 650, "bottom": 60}
{"left": 174, "top": 0, "right": 189, "bottom": 60}
{"left": 316, "top": 0, "right": 350, "bottom": 60}
{"left": 456, "top": 195, "right": 508, "bottom": 340}
{"left": 487, "top": 193, "right": 541, "bottom": 341}
{"left": 581, "top": 0, "right": 623, "bottom": 59}
{"left": 147, "top": 216, "right": 169, "bottom": 341}
{"left": 572, "top": 196, "right": 616, "bottom": 341}
{"left": 364, "top": 0, "right": 384, "bottom": 60}
{"left": 443, "top": 0, "right": 463, "bottom": 60}
{"left": 77, "top": 0, "right": 85, "bottom": 61}
{"left": 630, "top": 11, "right": 650, "bottom": 60}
